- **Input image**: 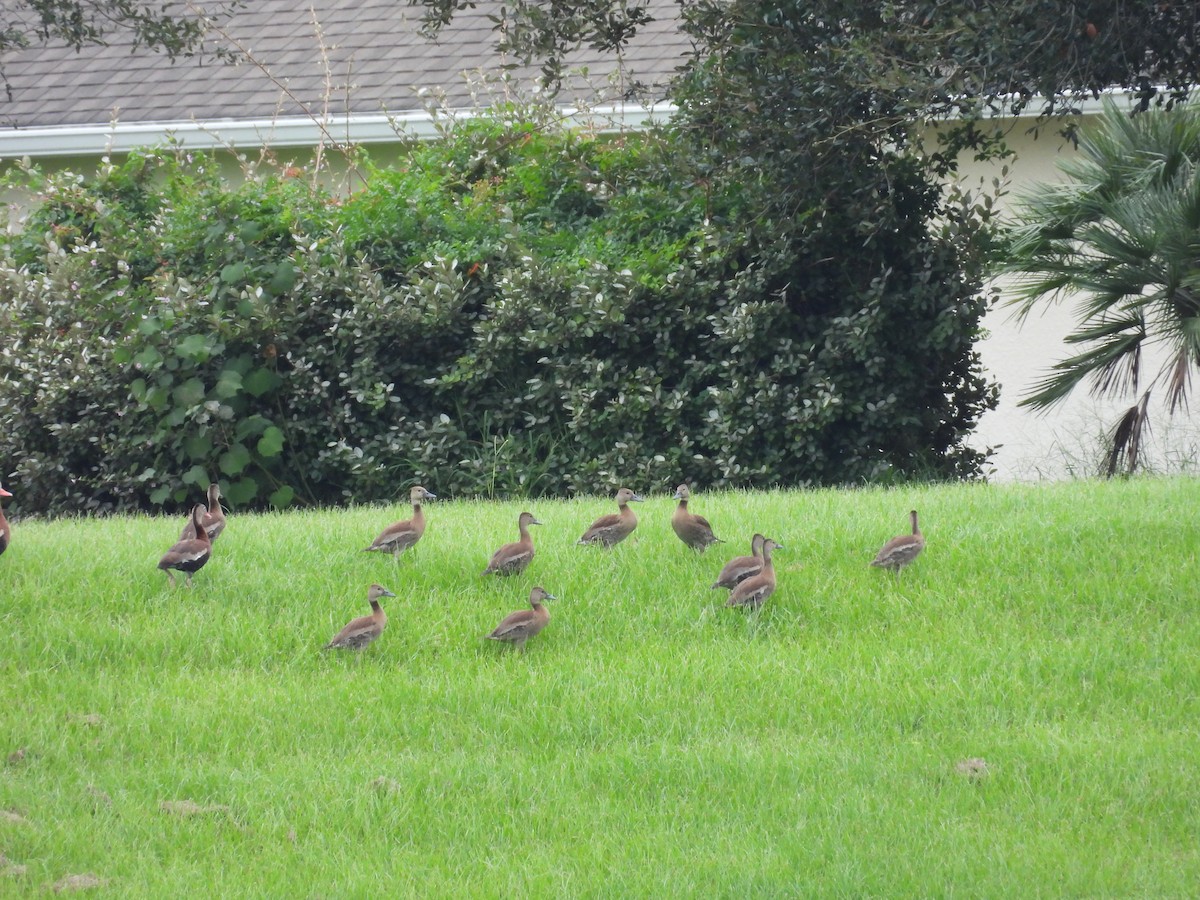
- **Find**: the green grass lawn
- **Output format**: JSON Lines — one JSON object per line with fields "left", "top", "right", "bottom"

{"left": 2, "top": 478, "right": 1198, "bottom": 895}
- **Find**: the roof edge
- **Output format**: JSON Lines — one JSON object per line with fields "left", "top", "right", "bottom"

{"left": 0, "top": 102, "right": 678, "bottom": 160}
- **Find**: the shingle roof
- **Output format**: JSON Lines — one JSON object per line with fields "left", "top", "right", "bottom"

{"left": 0, "top": 0, "right": 688, "bottom": 131}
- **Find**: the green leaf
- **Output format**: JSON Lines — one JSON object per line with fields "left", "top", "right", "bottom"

{"left": 149, "top": 485, "right": 172, "bottom": 505}
{"left": 176, "top": 334, "right": 211, "bottom": 361}
{"left": 183, "top": 434, "right": 212, "bottom": 460}
{"left": 268, "top": 260, "right": 297, "bottom": 295}
{"left": 243, "top": 367, "right": 282, "bottom": 398}
{"left": 256, "top": 426, "right": 285, "bottom": 458}
{"left": 134, "top": 347, "right": 162, "bottom": 368}
{"left": 219, "top": 443, "right": 253, "bottom": 476}
{"left": 181, "top": 464, "right": 209, "bottom": 487}
{"left": 215, "top": 369, "right": 243, "bottom": 399}
{"left": 239, "top": 222, "right": 264, "bottom": 242}
{"left": 224, "top": 477, "right": 259, "bottom": 505}
{"left": 172, "top": 377, "right": 206, "bottom": 407}
{"left": 268, "top": 485, "right": 295, "bottom": 508}
{"left": 220, "top": 262, "right": 247, "bottom": 284}
{"left": 235, "top": 415, "right": 272, "bottom": 440}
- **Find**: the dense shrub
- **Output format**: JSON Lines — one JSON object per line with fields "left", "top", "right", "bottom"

{"left": 0, "top": 108, "right": 996, "bottom": 517}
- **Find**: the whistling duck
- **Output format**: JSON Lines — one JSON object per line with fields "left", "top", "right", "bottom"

{"left": 712, "top": 533, "right": 766, "bottom": 590}
{"left": 726, "top": 538, "right": 782, "bottom": 610}
{"left": 0, "top": 484, "right": 11, "bottom": 557}
{"left": 158, "top": 505, "right": 212, "bottom": 587}
{"left": 577, "top": 488, "right": 643, "bottom": 547}
{"left": 323, "top": 583, "right": 395, "bottom": 650}
{"left": 482, "top": 511, "right": 542, "bottom": 576}
{"left": 179, "top": 483, "right": 226, "bottom": 542}
{"left": 363, "top": 486, "right": 437, "bottom": 555}
{"left": 671, "top": 483, "right": 723, "bottom": 551}
{"left": 871, "top": 509, "right": 925, "bottom": 573}
{"left": 486, "top": 586, "right": 555, "bottom": 652}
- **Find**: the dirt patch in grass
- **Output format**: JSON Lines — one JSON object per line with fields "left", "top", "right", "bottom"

{"left": 49, "top": 872, "right": 107, "bottom": 892}
{"left": 160, "top": 799, "right": 231, "bottom": 817}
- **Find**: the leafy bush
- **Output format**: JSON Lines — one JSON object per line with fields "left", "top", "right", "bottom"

{"left": 0, "top": 105, "right": 996, "bottom": 517}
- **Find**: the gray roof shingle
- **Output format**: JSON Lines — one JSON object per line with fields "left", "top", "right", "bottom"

{"left": 0, "top": 0, "right": 687, "bottom": 130}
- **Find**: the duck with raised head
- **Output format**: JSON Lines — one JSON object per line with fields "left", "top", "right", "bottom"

{"left": 323, "top": 583, "right": 395, "bottom": 650}
{"left": 158, "top": 504, "right": 213, "bottom": 587}
{"left": 363, "top": 486, "right": 437, "bottom": 555}
{"left": 486, "top": 586, "right": 555, "bottom": 652}
{"left": 871, "top": 509, "right": 925, "bottom": 573}
{"left": 712, "top": 533, "right": 766, "bottom": 590}
{"left": 671, "top": 483, "right": 723, "bottom": 552}
{"left": 726, "top": 538, "right": 782, "bottom": 610}
{"left": 179, "top": 482, "right": 226, "bottom": 542}
{"left": 577, "top": 488, "right": 643, "bottom": 547}
{"left": 0, "top": 484, "right": 12, "bottom": 557}
{"left": 483, "top": 511, "right": 542, "bottom": 576}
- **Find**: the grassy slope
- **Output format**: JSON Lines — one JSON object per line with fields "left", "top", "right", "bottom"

{"left": 1, "top": 478, "right": 1198, "bottom": 895}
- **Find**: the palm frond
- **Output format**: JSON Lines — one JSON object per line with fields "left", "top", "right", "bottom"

{"left": 1163, "top": 346, "right": 1192, "bottom": 415}
{"left": 1019, "top": 328, "right": 1144, "bottom": 410}
{"left": 996, "top": 98, "right": 1200, "bottom": 420}
{"left": 1103, "top": 390, "right": 1153, "bottom": 478}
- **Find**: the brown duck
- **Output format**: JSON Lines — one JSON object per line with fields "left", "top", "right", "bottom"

{"left": 0, "top": 484, "right": 11, "bottom": 557}
{"left": 671, "top": 483, "right": 723, "bottom": 551}
{"left": 158, "top": 505, "right": 213, "bottom": 587}
{"left": 323, "top": 583, "right": 395, "bottom": 650}
{"left": 870, "top": 509, "right": 925, "bottom": 573}
{"left": 482, "top": 511, "right": 542, "bottom": 576}
{"left": 486, "top": 586, "right": 555, "bottom": 652}
{"left": 363, "top": 486, "right": 437, "bottom": 555}
{"left": 712, "top": 533, "right": 766, "bottom": 590}
{"left": 577, "top": 488, "right": 643, "bottom": 547}
{"left": 726, "top": 538, "right": 781, "bottom": 610}
{"left": 179, "top": 482, "right": 226, "bottom": 542}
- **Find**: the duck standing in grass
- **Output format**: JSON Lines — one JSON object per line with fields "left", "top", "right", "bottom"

{"left": 483, "top": 511, "right": 542, "bottom": 576}
{"left": 179, "top": 482, "right": 226, "bottom": 542}
{"left": 671, "top": 483, "right": 723, "bottom": 551}
{"left": 487, "top": 586, "right": 555, "bottom": 652}
{"left": 577, "top": 488, "right": 643, "bottom": 547}
{"left": 0, "top": 484, "right": 11, "bottom": 557}
{"left": 726, "top": 538, "right": 781, "bottom": 610}
{"left": 363, "top": 486, "right": 436, "bottom": 555}
{"left": 158, "top": 505, "right": 213, "bottom": 587}
{"left": 324, "top": 583, "right": 395, "bottom": 651}
{"left": 712, "top": 533, "right": 766, "bottom": 590}
{"left": 870, "top": 510, "right": 925, "bottom": 574}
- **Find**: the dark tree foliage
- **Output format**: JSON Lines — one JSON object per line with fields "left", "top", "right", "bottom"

{"left": 412, "top": 0, "right": 1199, "bottom": 113}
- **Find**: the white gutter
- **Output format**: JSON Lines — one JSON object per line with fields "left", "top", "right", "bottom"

{"left": 0, "top": 102, "right": 678, "bottom": 159}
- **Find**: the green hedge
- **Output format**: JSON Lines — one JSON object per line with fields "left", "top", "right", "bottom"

{"left": 0, "top": 114, "right": 995, "bottom": 516}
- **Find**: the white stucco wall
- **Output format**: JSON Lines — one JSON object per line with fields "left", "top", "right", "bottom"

{"left": 953, "top": 113, "right": 1200, "bottom": 480}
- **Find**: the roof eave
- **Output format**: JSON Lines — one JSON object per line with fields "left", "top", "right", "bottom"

{"left": 0, "top": 102, "right": 678, "bottom": 160}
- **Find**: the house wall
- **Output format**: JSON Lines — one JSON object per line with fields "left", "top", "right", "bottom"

{"left": 952, "top": 119, "right": 1200, "bottom": 480}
